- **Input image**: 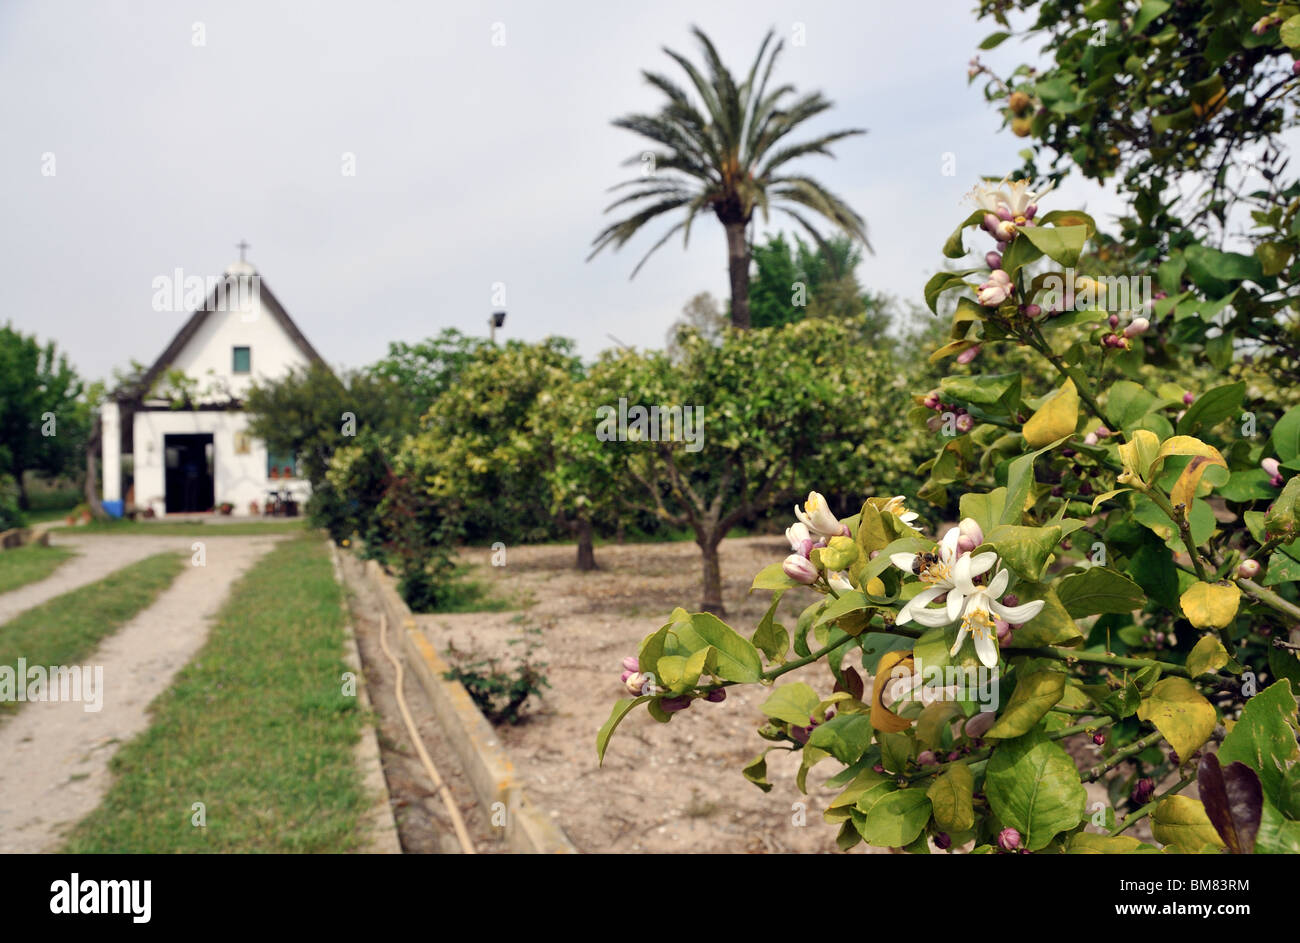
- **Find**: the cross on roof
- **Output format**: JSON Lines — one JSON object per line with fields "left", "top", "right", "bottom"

{"left": 236, "top": 240, "right": 250, "bottom": 262}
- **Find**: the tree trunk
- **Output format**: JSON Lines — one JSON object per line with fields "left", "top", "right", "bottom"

{"left": 725, "top": 221, "right": 751, "bottom": 330}
{"left": 15, "top": 468, "right": 29, "bottom": 511}
{"left": 698, "top": 535, "right": 725, "bottom": 615}
{"left": 84, "top": 415, "right": 110, "bottom": 521}
{"left": 575, "top": 516, "right": 597, "bottom": 571}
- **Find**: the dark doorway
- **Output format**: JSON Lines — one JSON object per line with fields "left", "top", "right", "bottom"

{"left": 164, "top": 434, "right": 215, "bottom": 513}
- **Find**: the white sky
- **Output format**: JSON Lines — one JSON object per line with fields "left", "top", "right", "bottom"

{"left": 0, "top": 0, "right": 1125, "bottom": 383}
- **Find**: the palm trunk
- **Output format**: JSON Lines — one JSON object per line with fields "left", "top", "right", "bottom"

{"left": 725, "top": 221, "right": 751, "bottom": 329}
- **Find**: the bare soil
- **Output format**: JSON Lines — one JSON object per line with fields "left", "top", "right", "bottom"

{"left": 415, "top": 536, "right": 890, "bottom": 854}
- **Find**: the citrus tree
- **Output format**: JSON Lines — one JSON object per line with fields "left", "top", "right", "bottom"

{"left": 598, "top": 180, "right": 1300, "bottom": 854}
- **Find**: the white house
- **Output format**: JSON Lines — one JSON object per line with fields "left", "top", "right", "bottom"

{"left": 101, "top": 255, "right": 326, "bottom": 518}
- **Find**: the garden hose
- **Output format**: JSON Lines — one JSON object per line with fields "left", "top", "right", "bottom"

{"left": 377, "top": 612, "right": 477, "bottom": 855}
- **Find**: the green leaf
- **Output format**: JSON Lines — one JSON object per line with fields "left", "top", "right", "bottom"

{"left": 1136, "top": 677, "right": 1217, "bottom": 761}
{"left": 984, "top": 523, "right": 1062, "bottom": 581}
{"left": 1068, "top": 832, "right": 1161, "bottom": 853}
{"left": 814, "top": 590, "right": 871, "bottom": 628}
{"left": 808, "top": 712, "right": 875, "bottom": 765}
{"left": 1272, "top": 402, "right": 1300, "bottom": 464}
{"left": 985, "top": 729, "right": 1087, "bottom": 850}
{"left": 1055, "top": 566, "right": 1146, "bottom": 617}
{"left": 961, "top": 488, "right": 1007, "bottom": 538}
{"left": 751, "top": 562, "right": 798, "bottom": 592}
{"left": 1183, "top": 244, "right": 1262, "bottom": 295}
{"left": 1218, "top": 680, "right": 1299, "bottom": 805}
{"left": 1106, "top": 380, "right": 1160, "bottom": 433}
{"left": 1132, "top": 0, "right": 1170, "bottom": 33}
{"left": 1185, "top": 634, "right": 1228, "bottom": 678}
{"left": 878, "top": 730, "right": 913, "bottom": 773}
{"left": 675, "top": 613, "right": 762, "bottom": 683}
{"left": 596, "top": 696, "right": 650, "bottom": 765}
{"left": 1255, "top": 799, "right": 1300, "bottom": 853}
{"left": 858, "top": 789, "right": 932, "bottom": 847}
{"left": 742, "top": 750, "right": 775, "bottom": 793}
{"left": 753, "top": 591, "right": 789, "bottom": 664}
{"left": 759, "top": 682, "right": 821, "bottom": 725}
{"left": 1281, "top": 14, "right": 1300, "bottom": 49}
{"left": 941, "top": 372, "right": 1023, "bottom": 418}
{"left": 978, "top": 30, "right": 1011, "bottom": 49}
{"left": 1175, "top": 381, "right": 1245, "bottom": 436}
{"left": 1004, "top": 439, "right": 1069, "bottom": 526}
{"left": 927, "top": 762, "right": 975, "bottom": 832}
{"left": 1012, "top": 583, "right": 1083, "bottom": 646}
{"left": 941, "top": 213, "right": 987, "bottom": 260}
{"left": 1019, "top": 225, "right": 1089, "bottom": 268}
{"left": 986, "top": 670, "right": 1066, "bottom": 738}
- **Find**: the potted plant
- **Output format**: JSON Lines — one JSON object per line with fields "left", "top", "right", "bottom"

{"left": 218, "top": 501, "right": 234, "bottom": 516}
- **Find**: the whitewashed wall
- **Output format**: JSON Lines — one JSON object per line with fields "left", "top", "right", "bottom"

{"left": 131, "top": 409, "right": 308, "bottom": 517}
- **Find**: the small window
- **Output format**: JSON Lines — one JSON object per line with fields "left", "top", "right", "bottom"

{"left": 267, "top": 450, "right": 295, "bottom": 478}
{"left": 232, "top": 346, "right": 251, "bottom": 374}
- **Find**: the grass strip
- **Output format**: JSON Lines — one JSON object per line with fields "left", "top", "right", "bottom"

{"left": 63, "top": 536, "right": 367, "bottom": 853}
{"left": 0, "top": 543, "right": 75, "bottom": 595}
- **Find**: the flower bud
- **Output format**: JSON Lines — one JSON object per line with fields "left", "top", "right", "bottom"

{"left": 955, "top": 414, "right": 975, "bottom": 434}
{"left": 998, "top": 827, "right": 1021, "bottom": 852}
{"left": 1124, "top": 317, "right": 1150, "bottom": 338}
{"left": 1238, "top": 559, "right": 1261, "bottom": 579}
{"left": 1262, "top": 457, "right": 1281, "bottom": 479}
{"left": 934, "top": 832, "right": 952, "bottom": 850}
{"left": 782, "top": 553, "right": 819, "bottom": 585}
{"left": 1024, "top": 204, "right": 1037, "bottom": 220}
{"left": 994, "top": 220, "right": 1017, "bottom": 242}
{"left": 956, "top": 344, "right": 982, "bottom": 364}
{"left": 1022, "top": 303, "right": 1041, "bottom": 318}
{"left": 705, "top": 688, "right": 727, "bottom": 703}
{"left": 1095, "top": 426, "right": 1110, "bottom": 439}
{"left": 964, "top": 711, "right": 996, "bottom": 738}
{"left": 958, "top": 517, "right": 984, "bottom": 548}
{"left": 1132, "top": 777, "right": 1155, "bottom": 805}
{"left": 620, "top": 669, "right": 632, "bottom": 683}
{"left": 660, "top": 695, "right": 693, "bottom": 713}
{"left": 622, "top": 655, "right": 640, "bottom": 673}
{"left": 923, "top": 391, "right": 941, "bottom": 410}
{"left": 917, "top": 750, "right": 939, "bottom": 766}
{"left": 996, "top": 205, "right": 1014, "bottom": 222}
{"left": 1002, "top": 593, "right": 1019, "bottom": 608}
{"left": 625, "top": 672, "right": 650, "bottom": 695}
{"left": 982, "top": 212, "right": 1000, "bottom": 234}
{"left": 996, "top": 618, "right": 1013, "bottom": 646}
{"left": 1183, "top": 391, "right": 1194, "bottom": 405}
{"left": 1108, "top": 314, "right": 1119, "bottom": 328}
{"left": 1092, "top": 732, "right": 1106, "bottom": 746}
{"left": 986, "top": 251, "right": 1003, "bottom": 269}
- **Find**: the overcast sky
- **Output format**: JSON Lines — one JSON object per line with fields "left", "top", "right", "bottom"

{"left": 0, "top": 0, "right": 1124, "bottom": 384}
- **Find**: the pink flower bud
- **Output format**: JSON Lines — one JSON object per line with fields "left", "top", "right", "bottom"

{"left": 1093, "top": 732, "right": 1106, "bottom": 746}
{"left": 625, "top": 672, "right": 650, "bottom": 695}
{"left": 996, "top": 240, "right": 1009, "bottom": 253}
{"left": 1294, "top": 60, "right": 1300, "bottom": 75}
{"left": 1262, "top": 457, "right": 1281, "bottom": 478}
{"left": 1123, "top": 317, "right": 1150, "bottom": 338}
{"left": 982, "top": 212, "right": 1000, "bottom": 234}
{"left": 955, "top": 414, "right": 975, "bottom": 434}
{"left": 1024, "top": 204, "right": 1037, "bottom": 220}
{"left": 660, "top": 696, "right": 692, "bottom": 713}
{"left": 622, "top": 656, "right": 640, "bottom": 673}
{"left": 620, "top": 670, "right": 632, "bottom": 683}
{"left": 994, "top": 220, "right": 1017, "bottom": 242}
{"left": 956, "top": 345, "right": 981, "bottom": 365}
{"left": 1183, "top": 391, "right": 1194, "bottom": 405}
{"left": 1083, "top": 432, "right": 1099, "bottom": 446}
{"left": 923, "top": 391, "right": 941, "bottom": 410}
{"left": 917, "top": 750, "right": 939, "bottom": 766}
{"left": 1108, "top": 314, "right": 1119, "bottom": 328}
{"left": 1022, "top": 303, "right": 1041, "bottom": 318}
{"left": 996, "top": 618, "right": 1013, "bottom": 646}
{"left": 1002, "top": 593, "right": 1019, "bottom": 607}
{"left": 1238, "top": 559, "right": 1261, "bottom": 579}
{"left": 996, "top": 205, "right": 1014, "bottom": 222}
{"left": 959, "top": 517, "right": 983, "bottom": 548}
{"left": 964, "top": 711, "right": 996, "bottom": 738}
{"left": 782, "top": 553, "right": 819, "bottom": 585}
{"left": 986, "top": 251, "right": 1003, "bottom": 269}
{"left": 998, "top": 827, "right": 1022, "bottom": 852}
{"left": 1095, "top": 426, "right": 1110, "bottom": 439}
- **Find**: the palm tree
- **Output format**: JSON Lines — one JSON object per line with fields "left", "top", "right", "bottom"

{"left": 589, "top": 26, "right": 870, "bottom": 329}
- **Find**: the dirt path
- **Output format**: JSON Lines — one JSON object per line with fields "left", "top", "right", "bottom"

{"left": 0, "top": 535, "right": 282, "bottom": 852}
{"left": 0, "top": 533, "right": 197, "bottom": 625}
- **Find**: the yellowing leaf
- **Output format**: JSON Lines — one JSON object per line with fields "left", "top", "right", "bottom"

{"left": 871, "top": 650, "right": 915, "bottom": 733}
{"left": 1118, "top": 429, "right": 1160, "bottom": 483}
{"left": 1137, "top": 677, "right": 1218, "bottom": 762}
{"left": 927, "top": 762, "right": 975, "bottom": 833}
{"left": 1023, "top": 378, "right": 1079, "bottom": 447}
{"left": 1153, "top": 435, "right": 1225, "bottom": 477}
{"left": 1180, "top": 581, "right": 1241, "bottom": 629}
{"left": 1170, "top": 453, "right": 1227, "bottom": 510}
{"left": 1186, "top": 634, "right": 1229, "bottom": 678}
{"left": 1151, "top": 796, "right": 1226, "bottom": 850}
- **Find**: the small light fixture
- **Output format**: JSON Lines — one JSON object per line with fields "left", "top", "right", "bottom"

{"left": 489, "top": 310, "right": 506, "bottom": 342}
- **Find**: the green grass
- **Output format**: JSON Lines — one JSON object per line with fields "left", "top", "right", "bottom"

{"left": 0, "top": 552, "right": 183, "bottom": 719}
{"left": 49, "top": 519, "right": 307, "bottom": 537}
{"left": 0, "top": 544, "right": 75, "bottom": 594}
{"left": 62, "top": 536, "right": 367, "bottom": 853}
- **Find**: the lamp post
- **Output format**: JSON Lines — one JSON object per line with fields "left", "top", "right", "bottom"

{"left": 489, "top": 310, "right": 506, "bottom": 344}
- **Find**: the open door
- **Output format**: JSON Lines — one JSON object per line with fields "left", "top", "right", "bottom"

{"left": 163, "top": 433, "right": 215, "bottom": 513}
